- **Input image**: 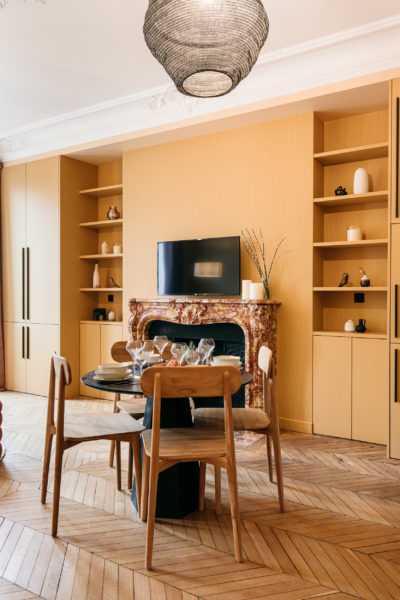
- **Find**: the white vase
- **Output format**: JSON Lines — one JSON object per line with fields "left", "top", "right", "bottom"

{"left": 107, "top": 310, "right": 116, "bottom": 321}
{"left": 113, "top": 242, "right": 122, "bottom": 254}
{"left": 353, "top": 168, "right": 369, "bottom": 194}
{"left": 93, "top": 263, "right": 101, "bottom": 288}
{"left": 101, "top": 240, "right": 110, "bottom": 255}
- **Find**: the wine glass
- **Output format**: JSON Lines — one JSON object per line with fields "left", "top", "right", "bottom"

{"left": 171, "top": 342, "right": 188, "bottom": 365}
{"left": 182, "top": 345, "right": 198, "bottom": 366}
{"left": 195, "top": 345, "right": 207, "bottom": 365}
{"left": 198, "top": 338, "right": 215, "bottom": 365}
{"left": 153, "top": 335, "right": 168, "bottom": 360}
{"left": 137, "top": 341, "right": 154, "bottom": 375}
{"left": 126, "top": 338, "right": 142, "bottom": 379}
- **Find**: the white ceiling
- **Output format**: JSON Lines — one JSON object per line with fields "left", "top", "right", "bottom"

{"left": 1, "top": 0, "right": 400, "bottom": 136}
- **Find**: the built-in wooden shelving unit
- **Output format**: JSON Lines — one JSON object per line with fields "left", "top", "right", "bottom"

{"left": 314, "top": 142, "right": 389, "bottom": 165}
{"left": 313, "top": 287, "right": 387, "bottom": 292}
{"left": 313, "top": 190, "right": 388, "bottom": 207}
{"left": 79, "top": 184, "right": 123, "bottom": 198}
{"left": 80, "top": 288, "right": 122, "bottom": 292}
{"left": 313, "top": 330, "right": 387, "bottom": 339}
{"left": 80, "top": 254, "right": 123, "bottom": 260}
{"left": 313, "top": 239, "right": 388, "bottom": 249}
{"left": 79, "top": 219, "right": 123, "bottom": 229}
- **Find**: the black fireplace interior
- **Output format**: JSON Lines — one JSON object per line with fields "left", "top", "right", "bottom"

{"left": 147, "top": 320, "right": 245, "bottom": 407}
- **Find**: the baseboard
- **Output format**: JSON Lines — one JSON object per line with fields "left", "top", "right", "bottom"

{"left": 279, "top": 417, "right": 313, "bottom": 434}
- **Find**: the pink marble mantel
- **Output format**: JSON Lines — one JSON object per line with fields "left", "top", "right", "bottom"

{"left": 128, "top": 297, "right": 280, "bottom": 408}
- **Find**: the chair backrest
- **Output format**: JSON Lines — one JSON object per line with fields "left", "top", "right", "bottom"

{"left": 111, "top": 340, "right": 173, "bottom": 363}
{"left": 141, "top": 366, "right": 242, "bottom": 460}
{"left": 258, "top": 343, "right": 279, "bottom": 427}
{"left": 46, "top": 353, "right": 72, "bottom": 439}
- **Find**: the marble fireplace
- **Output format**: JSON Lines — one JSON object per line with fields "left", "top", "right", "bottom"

{"left": 128, "top": 297, "right": 280, "bottom": 408}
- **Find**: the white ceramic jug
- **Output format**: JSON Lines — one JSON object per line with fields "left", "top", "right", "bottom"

{"left": 353, "top": 168, "right": 369, "bottom": 194}
{"left": 101, "top": 240, "right": 110, "bottom": 255}
{"left": 344, "top": 319, "right": 356, "bottom": 332}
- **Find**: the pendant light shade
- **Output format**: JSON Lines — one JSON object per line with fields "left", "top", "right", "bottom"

{"left": 143, "top": 0, "right": 269, "bottom": 98}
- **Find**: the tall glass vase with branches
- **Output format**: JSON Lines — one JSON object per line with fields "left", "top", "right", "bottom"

{"left": 241, "top": 228, "right": 286, "bottom": 300}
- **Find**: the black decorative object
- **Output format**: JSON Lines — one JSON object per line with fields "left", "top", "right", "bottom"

{"left": 93, "top": 308, "right": 106, "bottom": 321}
{"left": 359, "top": 266, "right": 371, "bottom": 287}
{"left": 143, "top": 0, "right": 269, "bottom": 98}
{"left": 338, "top": 272, "right": 349, "bottom": 287}
{"left": 335, "top": 186, "right": 348, "bottom": 196}
{"left": 355, "top": 318, "right": 366, "bottom": 333}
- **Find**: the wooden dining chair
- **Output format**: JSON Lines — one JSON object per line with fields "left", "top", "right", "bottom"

{"left": 140, "top": 365, "right": 242, "bottom": 570}
{"left": 41, "top": 353, "right": 144, "bottom": 536}
{"left": 109, "top": 340, "right": 173, "bottom": 488}
{"left": 194, "top": 344, "right": 284, "bottom": 512}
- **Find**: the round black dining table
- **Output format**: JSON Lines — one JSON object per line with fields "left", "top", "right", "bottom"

{"left": 81, "top": 369, "right": 253, "bottom": 518}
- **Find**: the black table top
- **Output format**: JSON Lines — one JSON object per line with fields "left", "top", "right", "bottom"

{"left": 81, "top": 368, "right": 253, "bottom": 395}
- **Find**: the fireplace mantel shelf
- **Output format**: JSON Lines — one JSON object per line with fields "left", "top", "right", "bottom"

{"left": 130, "top": 297, "right": 281, "bottom": 305}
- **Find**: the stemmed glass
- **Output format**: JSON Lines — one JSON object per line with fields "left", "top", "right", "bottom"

{"left": 136, "top": 341, "right": 154, "bottom": 376}
{"left": 182, "top": 344, "right": 198, "bottom": 366}
{"left": 126, "top": 338, "right": 142, "bottom": 379}
{"left": 198, "top": 338, "right": 215, "bottom": 365}
{"left": 153, "top": 335, "right": 168, "bottom": 361}
{"left": 171, "top": 342, "right": 188, "bottom": 365}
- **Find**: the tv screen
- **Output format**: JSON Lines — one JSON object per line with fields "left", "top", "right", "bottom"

{"left": 158, "top": 236, "right": 240, "bottom": 296}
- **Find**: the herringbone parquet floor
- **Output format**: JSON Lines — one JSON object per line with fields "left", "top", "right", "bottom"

{"left": 0, "top": 391, "right": 400, "bottom": 599}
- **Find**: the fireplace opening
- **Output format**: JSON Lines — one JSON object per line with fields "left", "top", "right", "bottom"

{"left": 147, "top": 320, "right": 245, "bottom": 408}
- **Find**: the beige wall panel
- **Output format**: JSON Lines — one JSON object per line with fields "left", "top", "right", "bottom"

{"left": 323, "top": 110, "right": 388, "bottom": 152}
{"left": 123, "top": 113, "right": 314, "bottom": 431}
{"left": 80, "top": 323, "right": 100, "bottom": 398}
{"left": 26, "top": 324, "right": 59, "bottom": 397}
{"left": 390, "top": 344, "right": 400, "bottom": 457}
{"left": 323, "top": 157, "right": 388, "bottom": 198}
{"left": 26, "top": 157, "right": 60, "bottom": 325}
{"left": 2, "top": 165, "right": 26, "bottom": 323}
{"left": 352, "top": 338, "right": 388, "bottom": 444}
{"left": 100, "top": 323, "right": 123, "bottom": 400}
{"left": 4, "top": 323, "right": 26, "bottom": 393}
{"left": 313, "top": 335, "right": 352, "bottom": 438}
{"left": 390, "top": 79, "right": 400, "bottom": 223}
{"left": 391, "top": 223, "right": 400, "bottom": 342}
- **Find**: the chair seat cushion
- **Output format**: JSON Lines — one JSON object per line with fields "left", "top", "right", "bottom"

{"left": 193, "top": 407, "right": 270, "bottom": 431}
{"left": 117, "top": 397, "right": 147, "bottom": 417}
{"left": 64, "top": 412, "right": 144, "bottom": 441}
{"left": 141, "top": 427, "right": 226, "bottom": 460}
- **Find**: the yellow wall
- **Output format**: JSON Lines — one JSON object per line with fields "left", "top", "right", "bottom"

{"left": 123, "top": 112, "right": 314, "bottom": 432}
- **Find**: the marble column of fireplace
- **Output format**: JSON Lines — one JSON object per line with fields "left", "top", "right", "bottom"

{"left": 128, "top": 298, "right": 280, "bottom": 408}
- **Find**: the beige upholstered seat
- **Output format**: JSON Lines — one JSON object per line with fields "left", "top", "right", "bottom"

{"left": 64, "top": 412, "right": 143, "bottom": 441}
{"left": 194, "top": 407, "right": 270, "bottom": 430}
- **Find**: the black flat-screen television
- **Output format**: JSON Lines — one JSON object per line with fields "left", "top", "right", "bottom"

{"left": 158, "top": 236, "right": 240, "bottom": 296}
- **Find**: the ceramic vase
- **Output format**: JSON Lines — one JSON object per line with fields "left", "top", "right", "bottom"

{"left": 113, "top": 242, "right": 122, "bottom": 254}
{"left": 93, "top": 263, "right": 100, "bottom": 288}
{"left": 353, "top": 168, "right": 369, "bottom": 194}
{"left": 107, "top": 310, "right": 116, "bottom": 321}
{"left": 101, "top": 240, "right": 110, "bottom": 254}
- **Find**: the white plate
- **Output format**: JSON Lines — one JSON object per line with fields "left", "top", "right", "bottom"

{"left": 211, "top": 360, "right": 242, "bottom": 368}
{"left": 93, "top": 374, "right": 133, "bottom": 382}
{"left": 97, "top": 362, "right": 132, "bottom": 372}
{"left": 94, "top": 370, "right": 131, "bottom": 379}
{"left": 212, "top": 355, "right": 241, "bottom": 362}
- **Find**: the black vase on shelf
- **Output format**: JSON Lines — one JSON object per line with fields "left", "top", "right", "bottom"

{"left": 355, "top": 319, "right": 366, "bottom": 333}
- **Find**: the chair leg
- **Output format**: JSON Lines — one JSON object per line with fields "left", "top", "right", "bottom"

{"left": 272, "top": 429, "right": 285, "bottom": 512}
{"left": 115, "top": 441, "right": 122, "bottom": 491}
{"left": 140, "top": 452, "right": 150, "bottom": 522}
{"left": 128, "top": 443, "right": 133, "bottom": 490}
{"left": 199, "top": 462, "right": 206, "bottom": 511}
{"left": 226, "top": 458, "right": 242, "bottom": 563}
{"left": 214, "top": 466, "right": 222, "bottom": 515}
{"left": 145, "top": 457, "right": 159, "bottom": 570}
{"left": 52, "top": 441, "right": 64, "bottom": 537}
{"left": 109, "top": 394, "right": 120, "bottom": 467}
{"left": 132, "top": 435, "right": 142, "bottom": 516}
{"left": 265, "top": 431, "right": 274, "bottom": 483}
{"left": 41, "top": 432, "right": 53, "bottom": 504}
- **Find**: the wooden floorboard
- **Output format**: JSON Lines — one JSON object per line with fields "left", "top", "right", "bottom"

{"left": 2, "top": 392, "right": 400, "bottom": 598}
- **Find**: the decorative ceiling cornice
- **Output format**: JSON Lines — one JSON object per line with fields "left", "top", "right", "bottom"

{"left": 1, "top": 13, "right": 400, "bottom": 164}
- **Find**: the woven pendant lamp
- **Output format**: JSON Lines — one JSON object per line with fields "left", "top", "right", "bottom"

{"left": 143, "top": 0, "right": 269, "bottom": 98}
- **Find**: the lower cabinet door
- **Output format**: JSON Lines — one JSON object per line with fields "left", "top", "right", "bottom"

{"left": 25, "top": 324, "right": 60, "bottom": 396}
{"left": 100, "top": 323, "right": 123, "bottom": 400}
{"left": 352, "top": 338, "right": 388, "bottom": 445}
{"left": 4, "top": 322, "right": 27, "bottom": 393}
{"left": 313, "top": 335, "right": 352, "bottom": 438}
{"left": 80, "top": 323, "right": 101, "bottom": 398}
{"left": 390, "top": 344, "right": 400, "bottom": 458}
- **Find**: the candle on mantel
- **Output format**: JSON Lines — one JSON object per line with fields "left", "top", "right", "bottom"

{"left": 250, "top": 283, "right": 265, "bottom": 300}
{"left": 241, "top": 280, "right": 252, "bottom": 300}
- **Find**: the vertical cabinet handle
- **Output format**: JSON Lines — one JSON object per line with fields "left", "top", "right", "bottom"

{"left": 395, "top": 285, "right": 399, "bottom": 339}
{"left": 396, "top": 97, "right": 399, "bottom": 219}
{"left": 26, "top": 247, "right": 30, "bottom": 321}
{"left": 22, "top": 326, "right": 25, "bottom": 359}
{"left": 395, "top": 349, "right": 399, "bottom": 403}
{"left": 26, "top": 326, "right": 30, "bottom": 360}
{"left": 22, "top": 248, "right": 25, "bottom": 320}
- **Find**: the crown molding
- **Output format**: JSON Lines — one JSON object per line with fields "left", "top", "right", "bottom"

{"left": 1, "top": 14, "right": 400, "bottom": 164}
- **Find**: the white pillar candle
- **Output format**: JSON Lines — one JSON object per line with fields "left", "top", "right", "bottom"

{"left": 347, "top": 226, "right": 362, "bottom": 241}
{"left": 242, "top": 280, "right": 252, "bottom": 299}
{"left": 250, "top": 282, "right": 265, "bottom": 300}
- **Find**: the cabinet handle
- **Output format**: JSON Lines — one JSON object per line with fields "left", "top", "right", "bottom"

{"left": 395, "top": 285, "right": 399, "bottom": 338}
{"left": 395, "top": 349, "right": 399, "bottom": 403}
{"left": 26, "top": 247, "right": 30, "bottom": 321}
{"left": 22, "top": 248, "right": 25, "bottom": 320}
{"left": 22, "top": 326, "right": 25, "bottom": 359}
{"left": 396, "top": 97, "right": 399, "bottom": 219}
{"left": 26, "top": 326, "right": 30, "bottom": 360}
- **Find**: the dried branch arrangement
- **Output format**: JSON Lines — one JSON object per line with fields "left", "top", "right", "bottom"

{"left": 241, "top": 228, "right": 286, "bottom": 299}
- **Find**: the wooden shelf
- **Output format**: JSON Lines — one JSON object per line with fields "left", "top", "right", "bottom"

{"left": 79, "top": 184, "right": 123, "bottom": 198}
{"left": 79, "top": 219, "right": 123, "bottom": 229}
{"left": 80, "top": 254, "right": 123, "bottom": 260}
{"left": 313, "top": 330, "right": 387, "bottom": 340}
{"left": 313, "top": 142, "right": 388, "bottom": 166}
{"left": 313, "top": 239, "right": 388, "bottom": 249}
{"left": 313, "top": 287, "right": 387, "bottom": 292}
{"left": 313, "top": 191, "right": 388, "bottom": 207}
{"left": 80, "top": 320, "right": 123, "bottom": 324}
{"left": 80, "top": 288, "right": 122, "bottom": 292}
